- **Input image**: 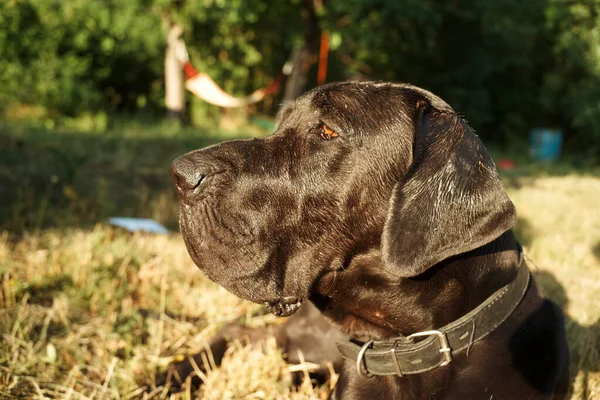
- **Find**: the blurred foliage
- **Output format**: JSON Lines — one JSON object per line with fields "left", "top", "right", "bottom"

{"left": 1, "top": 0, "right": 599, "bottom": 156}
{"left": 165, "top": 0, "right": 304, "bottom": 96}
{"left": 0, "top": 0, "right": 165, "bottom": 116}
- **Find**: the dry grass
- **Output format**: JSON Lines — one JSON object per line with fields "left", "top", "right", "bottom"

{"left": 0, "top": 225, "right": 338, "bottom": 399}
{"left": 507, "top": 175, "right": 600, "bottom": 399}
{"left": 1, "top": 123, "right": 599, "bottom": 399}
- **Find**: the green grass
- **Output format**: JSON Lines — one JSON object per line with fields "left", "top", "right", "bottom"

{"left": 0, "top": 121, "right": 599, "bottom": 399}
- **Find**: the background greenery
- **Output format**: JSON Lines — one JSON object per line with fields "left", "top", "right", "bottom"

{"left": 1, "top": 0, "right": 600, "bottom": 158}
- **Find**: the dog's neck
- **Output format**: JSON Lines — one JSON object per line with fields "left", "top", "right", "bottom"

{"left": 312, "top": 230, "right": 521, "bottom": 341}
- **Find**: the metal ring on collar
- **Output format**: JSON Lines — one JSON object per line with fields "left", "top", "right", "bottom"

{"left": 356, "top": 340, "right": 374, "bottom": 378}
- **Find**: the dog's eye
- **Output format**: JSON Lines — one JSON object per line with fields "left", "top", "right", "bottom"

{"left": 320, "top": 124, "right": 339, "bottom": 141}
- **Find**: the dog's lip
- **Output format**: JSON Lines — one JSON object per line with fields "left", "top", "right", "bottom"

{"left": 264, "top": 297, "right": 303, "bottom": 317}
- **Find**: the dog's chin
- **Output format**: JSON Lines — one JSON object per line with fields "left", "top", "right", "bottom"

{"left": 264, "top": 297, "right": 304, "bottom": 317}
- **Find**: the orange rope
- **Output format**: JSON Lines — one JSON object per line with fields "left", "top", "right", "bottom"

{"left": 317, "top": 31, "right": 330, "bottom": 86}
{"left": 182, "top": 61, "right": 199, "bottom": 80}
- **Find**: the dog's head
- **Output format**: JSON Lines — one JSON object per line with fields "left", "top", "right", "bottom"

{"left": 171, "top": 82, "right": 516, "bottom": 316}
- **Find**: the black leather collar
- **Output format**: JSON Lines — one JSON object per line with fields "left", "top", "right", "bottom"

{"left": 336, "top": 249, "right": 530, "bottom": 377}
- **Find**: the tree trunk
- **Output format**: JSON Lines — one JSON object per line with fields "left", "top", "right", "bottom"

{"left": 283, "top": 45, "right": 312, "bottom": 103}
{"left": 282, "top": 0, "right": 322, "bottom": 103}
{"left": 165, "top": 24, "right": 185, "bottom": 119}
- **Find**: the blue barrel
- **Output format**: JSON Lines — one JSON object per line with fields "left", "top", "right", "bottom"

{"left": 529, "top": 129, "right": 563, "bottom": 162}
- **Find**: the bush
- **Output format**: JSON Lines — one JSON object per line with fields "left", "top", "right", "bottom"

{"left": 1, "top": 0, "right": 599, "bottom": 158}
{"left": 0, "top": 0, "right": 165, "bottom": 116}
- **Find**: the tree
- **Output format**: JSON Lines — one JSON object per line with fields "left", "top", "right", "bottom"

{"left": 282, "top": 0, "right": 323, "bottom": 102}
{"left": 164, "top": 23, "right": 186, "bottom": 118}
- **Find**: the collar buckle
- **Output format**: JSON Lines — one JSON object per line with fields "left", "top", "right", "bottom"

{"left": 390, "top": 340, "right": 405, "bottom": 377}
{"left": 356, "top": 340, "right": 374, "bottom": 378}
{"left": 406, "top": 330, "right": 453, "bottom": 367}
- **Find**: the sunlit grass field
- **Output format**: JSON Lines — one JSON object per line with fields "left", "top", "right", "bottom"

{"left": 1, "top": 122, "right": 599, "bottom": 399}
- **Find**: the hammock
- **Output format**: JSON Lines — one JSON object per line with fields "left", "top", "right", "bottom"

{"left": 177, "top": 39, "right": 287, "bottom": 108}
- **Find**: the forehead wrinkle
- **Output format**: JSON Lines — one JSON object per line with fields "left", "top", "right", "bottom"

{"left": 311, "top": 88, "right": 414, "bottom": 139}
{"left": 276, "top": 95, "right": 319, "bottom": 133}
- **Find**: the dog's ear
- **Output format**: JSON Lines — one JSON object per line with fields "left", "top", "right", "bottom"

{"left": 381, "top": 105, "right": 516, "bottom": 277}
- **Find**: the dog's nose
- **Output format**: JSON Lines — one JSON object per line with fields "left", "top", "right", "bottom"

{"left": 170, "top": 155, "right": 206, "bottom": 193}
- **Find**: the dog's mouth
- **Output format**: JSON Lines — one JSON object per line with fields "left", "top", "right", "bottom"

{"left": 264, "top": 297, "right": 303, "bottom": 317}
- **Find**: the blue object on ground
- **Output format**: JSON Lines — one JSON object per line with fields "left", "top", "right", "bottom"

{"left": 529, "top": 129, "right": 563, "bottom": 162}
{"left": 108, "top": 217, "right": 170, "bottom": 234}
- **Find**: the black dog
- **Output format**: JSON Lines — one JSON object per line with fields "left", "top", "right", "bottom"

{"left": 170, "top": 82, "right": 569, "bottom": 399}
